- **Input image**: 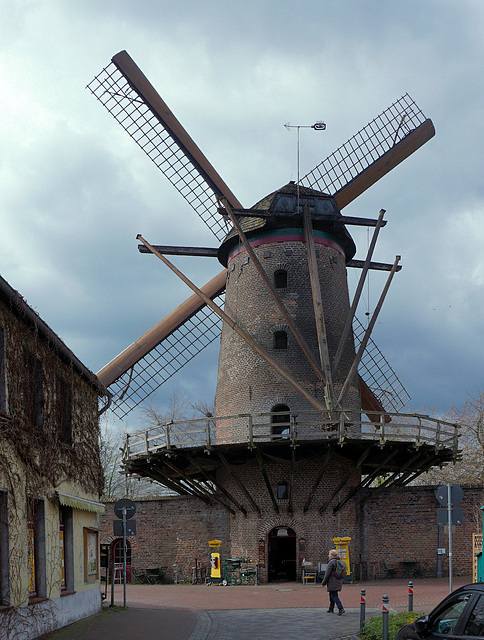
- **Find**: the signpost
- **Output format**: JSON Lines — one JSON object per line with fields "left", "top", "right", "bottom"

{"left": 435, "top": 484, "right": 463, "bottom": 593}
{"left": 113, "top": 498, "right": 136, "bottom": 607}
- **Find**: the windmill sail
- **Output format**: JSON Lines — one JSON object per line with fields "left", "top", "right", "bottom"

{"left": 89, "top": 53, "right": 432, "bottom": 418}
{"left": 87, "top": 50, "right": 241, "bottom": 241}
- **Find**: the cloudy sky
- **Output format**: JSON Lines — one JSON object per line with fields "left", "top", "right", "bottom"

{"left": 1, "top": 0, "right": 483, "bottom": 428}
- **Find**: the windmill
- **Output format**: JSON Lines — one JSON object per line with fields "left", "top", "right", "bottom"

{"left": 88, "top": 52, "right": 459, "bottom": 581}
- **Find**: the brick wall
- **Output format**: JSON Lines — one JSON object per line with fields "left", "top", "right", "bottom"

{"left": 101, "top": 485, "right": 483, "bottom": 582}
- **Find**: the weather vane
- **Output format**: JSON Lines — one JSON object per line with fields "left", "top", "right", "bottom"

{"left": 284, "top": 121, "right": 326, "bottom": 209}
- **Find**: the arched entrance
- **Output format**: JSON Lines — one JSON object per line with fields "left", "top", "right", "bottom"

{"left": 112, "top": 538, "right": 132, "bottom": 583}
{"left": 268, "top": 526, "right": 296, "bottom": 582}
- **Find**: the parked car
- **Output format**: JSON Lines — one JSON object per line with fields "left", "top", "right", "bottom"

{"left": 394, "top": 583, "right": 484, "bottom": 639}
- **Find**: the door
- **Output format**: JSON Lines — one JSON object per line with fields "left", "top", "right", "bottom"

{"left": 268, "top": 527, "right": 296, "bottom": 582}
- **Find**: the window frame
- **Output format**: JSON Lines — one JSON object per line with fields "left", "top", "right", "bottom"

{"left": 83, "top": 528, "right": 99, "bottom": 583}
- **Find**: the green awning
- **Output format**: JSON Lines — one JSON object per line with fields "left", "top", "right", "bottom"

{"left": 56, "top": 492, "right": 105, "bottom": 514}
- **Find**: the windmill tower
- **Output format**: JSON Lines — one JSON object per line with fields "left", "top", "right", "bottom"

{"left": 89, "top": 52, "right": 459, "bottom": 581}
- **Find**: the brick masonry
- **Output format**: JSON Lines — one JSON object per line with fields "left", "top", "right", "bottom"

{"left": 100, "top": 483, "right": 483, "bottom": 582}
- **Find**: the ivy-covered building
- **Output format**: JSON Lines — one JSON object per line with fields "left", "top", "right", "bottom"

{"left": 0, "top": 274, "right": 109, "bottom": 640}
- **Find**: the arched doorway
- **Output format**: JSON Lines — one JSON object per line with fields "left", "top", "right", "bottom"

{"left": 268, "top": 527, "right": 296, "bottom": 582}
{"left": 271, "top": 404, "right": 290, "bottom": 439}
{"left": 112, "top": 538, "right": 132, "bottom": 583}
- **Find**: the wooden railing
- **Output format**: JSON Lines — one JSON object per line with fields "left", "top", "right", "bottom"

{"left": 122, "top": 409, "right": 460, "bottom": 461}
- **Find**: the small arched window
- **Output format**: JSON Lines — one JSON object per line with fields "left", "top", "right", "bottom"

{"left": 274, "top": 269, "right": 287, "bottom": 289}
{"left": 271, "top": 404, "right": 290, "bottom": 438}
{"left": 273, "top": 330, "right": 287, "bottom": 350}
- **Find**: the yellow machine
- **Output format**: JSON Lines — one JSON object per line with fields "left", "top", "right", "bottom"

{"left": 333, "top": 536, "right": 351, "bottom": 578}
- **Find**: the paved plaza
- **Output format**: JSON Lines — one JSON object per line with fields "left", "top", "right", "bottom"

{"left": 45, "top": 577, "right": 469, "bottom": 640}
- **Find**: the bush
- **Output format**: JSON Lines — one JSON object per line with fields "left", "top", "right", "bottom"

{"left": 359, "top": 611, "right": 422, "bottom": 640}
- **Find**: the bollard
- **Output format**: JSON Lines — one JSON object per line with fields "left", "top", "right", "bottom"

{"left": 360, "top": 588, "right": 366, "bottom": 629}
{"left": 408, "top": 581, "right": 414, "bottom": 611}
{"left": 382, "top": 594, "right": 389, "bottom": 640}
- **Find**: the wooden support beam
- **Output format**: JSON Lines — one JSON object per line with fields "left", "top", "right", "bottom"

{"left": 226, "top": 208, "right": 388, "bottom": 228}
{"left": 332, "top": 448, "right": 399, "bottom": 513}
{"left": 338, "top": 255, "right": 400, "bottom": 406}
{"left": 302, "top": 206, "right": 335, "bottom": 408}
{"left": 347, "top": 259, "right": 402, "bottom": 272}
{"left": 303, "top": 448, "right": 332, "bottom": 512}
{"left": 333, "top": 209, "right": 386, "bottom": 378}
{"left": 146, "top": 465, "right": 206, "bottom": 500}
{"left": 139, "top": 245, "right": 219, "bottom": 257}
{"left": 319, "top": 447, "right": 372, "bottom": 513}
{"left": 161, "top": 458, "right": 215, "bottom": 505}
{"left": 255, "top": 449, "right": 279, "bottom": 514}
{"left": 185, "top": 454, "right": 246, "bottom": 515}
{"left": 218, "top": 452, "right": 261, "bottom": 515}
{"left": 137, "top": 234, "right": 325, "bottom": 412}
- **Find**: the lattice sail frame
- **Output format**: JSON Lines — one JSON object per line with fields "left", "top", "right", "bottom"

{"left": 87, "top": 61, "right": 230, "bottom": 241}
{"left": 301, "top": 94, "right": 427, "bottom": 195}
{"left": 353, "top": 316, "right": 410, "bottom": 412}
{"left": 108, "top": 294, "right": 224, "bottom": 419}
{"left": 108, "top": 301, "right": 408, "bottom": 419}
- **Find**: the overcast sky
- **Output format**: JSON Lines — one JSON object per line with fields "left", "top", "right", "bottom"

{"left": 1, "top": 0, "right": 483, "bottom": 428}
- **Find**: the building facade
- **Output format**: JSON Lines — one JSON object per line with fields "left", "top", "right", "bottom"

{"left": 0, "top": 275, "right": 108, "bottom": 640}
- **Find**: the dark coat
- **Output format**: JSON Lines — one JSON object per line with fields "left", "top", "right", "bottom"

{"left": 322, "top": 557, "right": 343, "bottom": 592}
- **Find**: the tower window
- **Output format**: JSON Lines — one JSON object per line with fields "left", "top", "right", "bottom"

{"left": 273, "top": 330, "right": 287, "bottom": 350}
{"left": 274, "top": 270, "right": 287, "bottom": 289}
{"left": 277, "top": 482, "right": 289, "bottom": 500}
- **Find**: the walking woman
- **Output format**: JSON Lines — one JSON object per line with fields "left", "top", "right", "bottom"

{"left": 321, "top": 549, "right": 345, "bottom": 615}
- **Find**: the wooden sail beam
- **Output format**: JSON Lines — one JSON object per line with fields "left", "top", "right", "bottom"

{"left": 333, "top": 119, "right": 435, "bottom": 210}
{"left": 319, "top": 447, "right": 372, "bottom": 513}
{"left": 112, "top": 50, "right": 242, "bottom": 209}
{"left": 97, "top": 269, "right": 226, "bottom": 387}
{"left": 255, "top": 449, "right": 279, "bottom": 514}
{"left": 332, "top": 449, "right": 399, "bottom": 513}
{"left": 303, "top": 448, "right": 332, "bottom": 512}
{"left": 217, "top": 452, "right": 261, "bottom": 515}
{"left": 185, "top": 454, "right": 246, "bottom": 515}
{"left": 137, "top": 234, "right": 326, "bottom": 412}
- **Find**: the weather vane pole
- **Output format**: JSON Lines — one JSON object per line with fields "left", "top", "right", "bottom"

{"left": 285, "top": 122, "right": 326, "bottom": 210}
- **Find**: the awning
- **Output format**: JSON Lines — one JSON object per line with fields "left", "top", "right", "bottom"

{"left": 56, "top": 492, "right": 106, "bottom": 514}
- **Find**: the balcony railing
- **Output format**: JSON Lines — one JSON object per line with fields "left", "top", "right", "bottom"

{"left": 122, "top": 409, "right": 459, "bottom": 462}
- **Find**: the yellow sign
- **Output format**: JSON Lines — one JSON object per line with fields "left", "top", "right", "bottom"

{"left": 208, "top": 539, "right": 221, "bottom": 547}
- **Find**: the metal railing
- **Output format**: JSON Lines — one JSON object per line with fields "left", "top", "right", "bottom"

{"left": 122, "top": 409, "right": 459, "bottom": 461}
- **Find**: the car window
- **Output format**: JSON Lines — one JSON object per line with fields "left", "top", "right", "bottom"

{"left": 462, "top": 594, "right": 484, "bottom": 636}
{"left": 429, "top": 593, "right": 472, "bottom": 635}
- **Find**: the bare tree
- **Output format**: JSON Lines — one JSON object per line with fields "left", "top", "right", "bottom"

{"left": 415, "top": 390, "right": 484, "bottom": 485}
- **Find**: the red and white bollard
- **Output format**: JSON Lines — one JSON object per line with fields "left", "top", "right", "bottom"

{"left": 408, "top": 581, "right": 414, "bottom": 611}
{"left": 382, "top": 594, "right": 389, "bottom": 640}
{"left": 360, "top": 588, "right": 366, "bottom": 629}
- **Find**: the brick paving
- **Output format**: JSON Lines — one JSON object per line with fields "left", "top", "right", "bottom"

{"left": 46, "top": 577, "right": 470, "bottom": 640}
